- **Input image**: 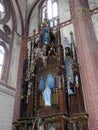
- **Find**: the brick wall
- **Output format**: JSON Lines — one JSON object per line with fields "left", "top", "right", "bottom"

{"left": 69, "top": 0, "right": 98, "bottom": 129}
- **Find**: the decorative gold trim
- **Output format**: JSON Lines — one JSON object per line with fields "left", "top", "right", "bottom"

{"left": 13, "top": 112, "right": 88, "bottom": 127}
{"left": 69, "top": 113, "right": 88, "bottom": 123}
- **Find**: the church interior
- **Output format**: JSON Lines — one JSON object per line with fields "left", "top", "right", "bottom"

{"left": 0, "top": 0, "right": 98, "bottom": 130}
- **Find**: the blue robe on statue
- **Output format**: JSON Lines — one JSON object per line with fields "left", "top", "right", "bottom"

{"left": 40, "top": 28, "right": 49, "bottom": 44}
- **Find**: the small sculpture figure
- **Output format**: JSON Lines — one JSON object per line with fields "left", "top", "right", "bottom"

{"left": 46, "top": 74, "right": 54, "bottom": 89}
{"left": 43, "top": 84, "right": 51, "bottom": 106}
{"left": 75, "top": 74, "right": 79, "bottom": 88}
{"left": 68, "top": 76, "right": 75, "bottom": 95}
{"left": 39, "top": 76, "right": 45, "bottom": 91}
{"left": 40, "top": 28, "right": 49, "bottom": 44}
{"left": 26, "top": 82, "right": 32, "bottom": 103}
{"left": 37, "top": 118, "right": 44, "bottom": 130}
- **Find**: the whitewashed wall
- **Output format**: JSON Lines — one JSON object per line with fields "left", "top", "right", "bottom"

{"left": 60, "top": 24, "right": 75, "bottom": 57}
{"left": 59, "top": 0, "right": 71, "bottom": 23}
{"left": 60, "top": 24, "right": 75, "bottom": 46}
{"left": 91, "top": 14, "right": 98, "bottom": 42}
{"left": 7, "top": 1, "right": 22, "bottom": 88}
{"left": 29, "top": 4, "right": 39, "bottom": 36}
{"left": 88, "top": 0, "right": 98, "bottom": 10}
{"left": 0, "top": 86, "right": 15, "bottom": 130}
{"left": 7, "top": 35, "right": 21, "bottom": 88}
{"left": 88, "top": 0, "right": 98, "bottom": 42}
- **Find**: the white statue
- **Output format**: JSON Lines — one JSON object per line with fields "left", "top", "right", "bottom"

{"left": 43, "top": 84, "right": 51, "bottom": 106}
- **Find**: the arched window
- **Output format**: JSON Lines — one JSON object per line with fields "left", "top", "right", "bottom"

{"left": 0, "top": 0, "right": 15, "bottom": 81}
{"left": 0, "top": 45, "right": 5, "bottom": 79}
{"left": 41, "top": 0, "right": 58, "bottom": 27}
{"left": 0, "top": 1, "right": 5, "bottom": 12}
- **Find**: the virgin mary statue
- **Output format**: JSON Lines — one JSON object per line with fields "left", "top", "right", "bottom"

{"left": 43, "top": 84, "right": 51, "bottom": 106}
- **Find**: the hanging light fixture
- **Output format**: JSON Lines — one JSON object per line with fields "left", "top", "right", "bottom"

{"left": 0, "top": 1, "right": 5, "bottom": 13}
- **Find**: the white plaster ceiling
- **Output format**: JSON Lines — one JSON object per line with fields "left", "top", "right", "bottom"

{"left": 17, "top": 0, "right": 98, "bottom": 19}
{"left": 18, "top": 0, "right": 36, "bottom": 9}
{"left": 27, "top": 0, "right": 35, "bottom": 6}
{"left": 15, "top": 0, "right": 98, "bottom": 31}
{"left": 15, "top": 0, "right": 36, "bottom": 26}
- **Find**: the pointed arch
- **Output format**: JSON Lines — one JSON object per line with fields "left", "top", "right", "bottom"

{"left": 0, "top": 0, "right": 17, "bottom": 81}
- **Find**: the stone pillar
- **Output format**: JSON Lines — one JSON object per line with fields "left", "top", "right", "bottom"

{"left": 12, "top": 38, "right": 27, "bottom": 127}
{"left": 69, "top": 0, "right": 98, "bottom": 129}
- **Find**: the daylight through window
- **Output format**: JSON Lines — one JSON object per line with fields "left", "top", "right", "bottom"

{"left": 0, "top": 46, "right": 5, "bottom": 78}
{"left": 41, "top": 0, "right": 58, "bottom": 27}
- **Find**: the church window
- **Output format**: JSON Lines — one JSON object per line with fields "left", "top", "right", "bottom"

{"left": 47, "top": 0, "right": 52, "bottom": 20}
{"left": 41, "top": 0, "right": 58, "bottom": 27}
{"left": 0, "top": 1, "right": 5, "bottom": 13}
{"left": 0, "top": 45, "right": 5, "bottom": 79}
{"left": 52, "top": 2, "right": 58, "bottom": 17}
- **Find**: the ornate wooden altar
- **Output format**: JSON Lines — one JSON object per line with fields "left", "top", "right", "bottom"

{"left": 14, "top": 21, "right": 89, "bottom": 130}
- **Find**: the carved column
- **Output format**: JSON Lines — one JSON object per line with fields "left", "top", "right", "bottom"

{"left": 69, "top": 0, "right": 98, "bottom": 129}
{"left": 56, "top": 28, "right": 67, "bottom": 112}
